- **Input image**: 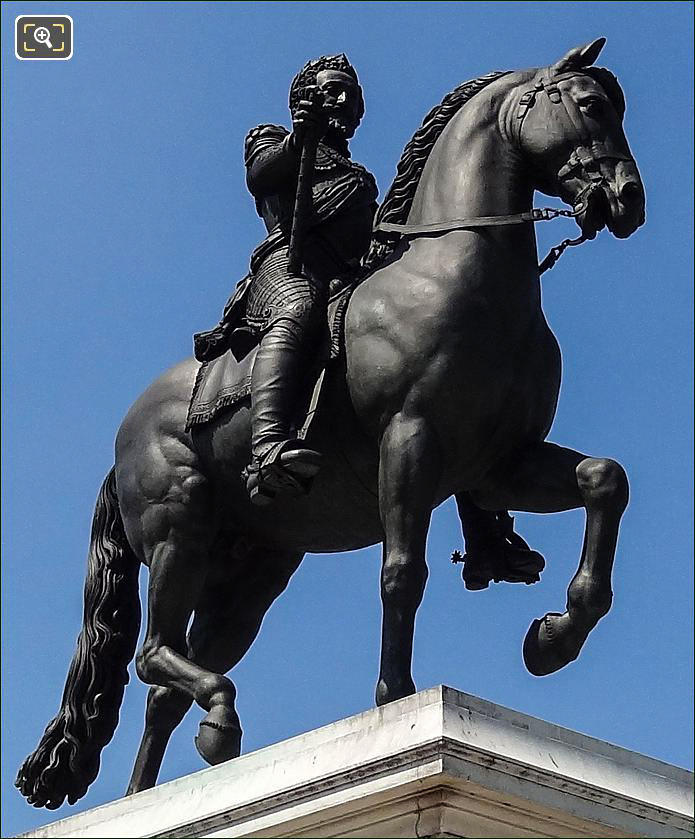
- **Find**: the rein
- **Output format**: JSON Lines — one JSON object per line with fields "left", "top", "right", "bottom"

{"left": 375, "top": 66, "right": 632, "bottom": 276}
{"left": 375, "top": 204, "right": 589, "bottom": 276}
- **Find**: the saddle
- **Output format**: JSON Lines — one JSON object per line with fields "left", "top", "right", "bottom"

{"left": 185, "top": 284, "right": 352, "bottom": 433}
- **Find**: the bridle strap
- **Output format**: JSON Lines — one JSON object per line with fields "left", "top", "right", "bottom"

{"left": 517, "top": 68, "right": 632, "bottom": 179}
{"left": 558, "top": 143, "right": 632, "bottom": 180}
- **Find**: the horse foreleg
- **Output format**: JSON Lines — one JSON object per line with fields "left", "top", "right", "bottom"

{"left": 376, "top": 413, "right": 442, "bottom": 706}
{"left": 472, "top": 442, "right": 629, "bottom": 676}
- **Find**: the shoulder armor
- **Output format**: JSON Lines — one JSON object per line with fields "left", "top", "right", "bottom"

{"left": 244, "top": 124, "right": 290, "bottom": 166}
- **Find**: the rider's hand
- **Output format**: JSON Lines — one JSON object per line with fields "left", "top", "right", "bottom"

{"left": 291, "top": 85, "right": 328, "bottom": 145}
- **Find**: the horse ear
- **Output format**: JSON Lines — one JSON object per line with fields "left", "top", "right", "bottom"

{"left": 553, "top": 37, "right": 606, "bottom": 72}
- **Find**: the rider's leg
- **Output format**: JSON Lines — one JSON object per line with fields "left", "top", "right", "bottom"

{"left": 247, "top": 315, "right": 324, "bottom": 503}
{"left": 250, "top": 318, "right": 311, "bottom": 460}
{"left": 453, "top": 492, "right": 545, "bottom": 590}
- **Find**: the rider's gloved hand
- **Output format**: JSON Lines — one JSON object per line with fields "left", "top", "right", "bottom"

{"left": 290, "top": 85, "right": 328, "bottom": 147}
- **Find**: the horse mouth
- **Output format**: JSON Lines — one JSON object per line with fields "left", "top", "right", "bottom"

{"left": 575, "top": 180, "right": 644, "bottom": 240}
{"left": 575, "top": 185, "right": 610, "bottom": 240}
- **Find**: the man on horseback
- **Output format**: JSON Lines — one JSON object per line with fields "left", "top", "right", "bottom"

{"left": 195, "top": 54, "right": 378, "bottom": 505}
{"left": 193, "top": 53, "right": 544, "bottom": 586}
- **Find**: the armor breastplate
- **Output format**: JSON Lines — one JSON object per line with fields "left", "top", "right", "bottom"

{"left": 245, "top": 124, "right": 378, "bottom": 277}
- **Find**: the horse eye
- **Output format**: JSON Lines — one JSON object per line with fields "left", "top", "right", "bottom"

{"left": 580, "top": 98, "right": 604, "bottom": 117}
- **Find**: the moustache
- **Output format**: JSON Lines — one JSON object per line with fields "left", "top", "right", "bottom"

{"left": 327, "top": 113, "right": 356, "bottom": 132}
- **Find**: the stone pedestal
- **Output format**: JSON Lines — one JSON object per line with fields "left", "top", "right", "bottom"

{"left": 20, "top": 686, "right": 693, "bottom": 838}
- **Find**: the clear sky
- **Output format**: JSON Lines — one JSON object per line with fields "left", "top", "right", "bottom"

{"left": 2, "top": 2, "right": 693, "bottom": 835}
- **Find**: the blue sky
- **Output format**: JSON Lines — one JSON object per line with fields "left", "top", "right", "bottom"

{"left": 2, "top": 2, "right": 693, "bottom": 835}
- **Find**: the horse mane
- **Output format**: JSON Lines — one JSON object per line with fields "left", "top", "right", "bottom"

{"left": 363, "top": 70, "right": 511, "bottom": 273}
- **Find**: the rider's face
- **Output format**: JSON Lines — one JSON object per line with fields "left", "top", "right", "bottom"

{"left": 316, "top": 70, "right": 362, "bottom": 138}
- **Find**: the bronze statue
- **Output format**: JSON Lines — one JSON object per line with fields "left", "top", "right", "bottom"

{"left": 16, "top": 39, "right": 645, "bottom": 810}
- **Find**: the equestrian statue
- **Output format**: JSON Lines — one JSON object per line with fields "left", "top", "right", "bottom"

{"left": 17, "top": 38, "right": 645, "bottom": 809}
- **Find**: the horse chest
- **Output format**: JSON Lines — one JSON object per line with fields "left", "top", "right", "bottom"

{"left": 416, "top": 315, "right": 561, "bottom": 481}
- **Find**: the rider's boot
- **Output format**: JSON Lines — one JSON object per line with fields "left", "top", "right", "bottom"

{"left": 246, "top": 320, "right": 322, "bottom": 506}
{"left": 452, "top": 492, "right": 546, "bottom": 589}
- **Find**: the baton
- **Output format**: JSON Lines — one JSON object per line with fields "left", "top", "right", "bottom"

{"left": 287, "top": 121, "right": 321, "bottom": 275}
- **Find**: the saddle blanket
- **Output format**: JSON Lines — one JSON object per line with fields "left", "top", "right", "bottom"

{"left": 185, "top": 285, "right": 353, "bottom": 431}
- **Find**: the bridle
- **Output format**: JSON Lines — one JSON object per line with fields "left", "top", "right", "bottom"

{"left": 374, "top": 67, "right": 634, "bottom": 275}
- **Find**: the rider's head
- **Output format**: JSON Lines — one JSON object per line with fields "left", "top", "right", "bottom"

{"left": 290, "top": 54, "right": 364, "bottom": 139}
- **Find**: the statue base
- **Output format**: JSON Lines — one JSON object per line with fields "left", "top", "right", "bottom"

{"left": 20, "top": 686, "right": 693, "bottom": 838}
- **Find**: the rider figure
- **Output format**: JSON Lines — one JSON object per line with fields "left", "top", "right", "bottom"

{"left": 194, "top": 55, "right": 378, "bottom": 505}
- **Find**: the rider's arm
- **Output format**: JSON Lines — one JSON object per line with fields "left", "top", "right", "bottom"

{"left": 244, "top": 124, "right": 300, "bottom": 196}
{"left": 245, "top": 92, "right": 327, "bottom": 197}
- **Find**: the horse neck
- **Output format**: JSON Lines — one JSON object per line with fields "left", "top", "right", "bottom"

{"left": 408, "top": 77, "right": 533, "bottom": 237}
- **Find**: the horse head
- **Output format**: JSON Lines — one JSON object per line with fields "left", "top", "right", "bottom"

{"left": 512, "top": 38, "right": 645, "bottom": 240}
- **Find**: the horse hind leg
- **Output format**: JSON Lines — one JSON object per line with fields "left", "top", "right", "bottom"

{"left": 127, "top": 541, "right": 303, "bottom": 794}
{"left": 135, "top": 549, "right": 241, "bottom": 769}
{"left": 471, "top": 442, "right": 628, "bottom": 676}
{"left": 188, "top": 543, "right": 303, "bottom": 764}
{"left": 126, "top": 686, "right": 192, "bottom": 795}
{"left": 129, "top": 472, "right": 242, "bottom": 783}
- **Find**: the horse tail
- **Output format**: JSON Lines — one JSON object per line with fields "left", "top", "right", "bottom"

{"left": 15, "top": 467, "right": 141, "bottom": 809}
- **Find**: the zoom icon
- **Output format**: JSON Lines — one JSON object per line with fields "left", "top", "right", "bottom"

{"left": 16, "top": 16, "right": 73, "bottom": 60}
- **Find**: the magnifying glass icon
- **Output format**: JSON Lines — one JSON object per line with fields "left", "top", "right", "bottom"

{"left": 34, "top": 26, "right": 53, "bottom": 49}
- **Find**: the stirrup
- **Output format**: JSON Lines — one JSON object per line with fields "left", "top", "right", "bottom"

{"left": 246, "top": 442, "right": 322, "bottom": 506}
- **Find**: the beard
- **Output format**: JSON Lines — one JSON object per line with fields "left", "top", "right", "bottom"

{"left": 326, "top": 112, "right": 358, "bottom": 138}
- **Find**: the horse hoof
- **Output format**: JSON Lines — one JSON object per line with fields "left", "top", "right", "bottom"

{"left": 195, "top": 706, "right": 242, "bottom": 765}
{"left": 375, "top": 677, "right": 416, "bottom": 706}
{"left": 522, "top": 612, "right": 585, "bottom": 676}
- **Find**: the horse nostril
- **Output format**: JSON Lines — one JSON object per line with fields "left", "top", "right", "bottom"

{"left": 620, "top": 181, "right": 642, "bottom": 205}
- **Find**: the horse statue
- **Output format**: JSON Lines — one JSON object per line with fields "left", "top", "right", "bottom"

{"left": 17, "top": 38, "right": 645, "bottom": 810}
